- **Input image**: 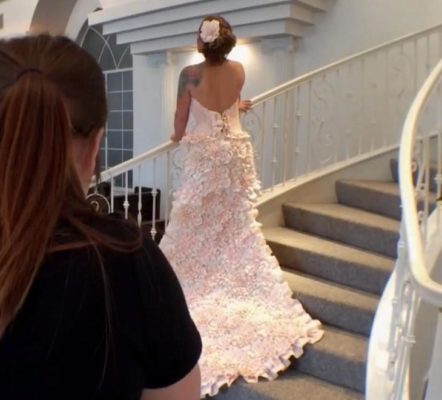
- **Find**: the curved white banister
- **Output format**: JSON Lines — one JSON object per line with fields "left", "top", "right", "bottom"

{"left": 252, "top": 22, "right": 442, "bottom": 105}
{"left": 367, "top": 57, "right": 442, "bottom": 400}
{"left": 399, "top": 58, "right": 442, "bottom": 307}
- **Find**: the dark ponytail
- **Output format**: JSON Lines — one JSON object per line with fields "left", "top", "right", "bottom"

{"left": 0, "top": 71, "right": 74, "bottom": 335}
{"left": 0, "top": 35, "right": 141, "bottom": 337}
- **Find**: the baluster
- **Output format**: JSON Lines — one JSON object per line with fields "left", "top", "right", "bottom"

{"left": 164, "top": 151, "right": 173, "bottom": 226}
{"left": 123, "top": 171, "right": 129, "bottom": 220}
{"left": 386, "top": 47, "right": 394, "bottom": 147}
{"left": 426, "top": 34, "right": 431, "bottom": 76}
{"left": 271, "top": 97, "right": 279, "bottom": 189}
{"left": 360, "top": 56, "right": 366, "bottom": 153}
{"left": 437, "top": 132, "right": 442, "bottom": 204}
{"left": 422, "top": 135, "right": 430, "bottom": 239}
{"left": 260, "top": 102, "right": 266, "bottom": 185}
{"left": 137, "top": 165, "right": 142, "bottom": 226}
{"left": 307, "top": 80, "right": 312, "bottom": 173}
{"left": 413, "top": 39, "right": 418, "bottom": 94}
{"left": 424, "top": 310, "right": 442, "bottom": 399}
{"left": 110, "top": 174, "right": 114, "bottom": 213}
{"left": 334, "top": 67, "right": 342, "bottom": 161}
{"left": 150, "top": 158, "right": 158, "bottom": 241}
{"left": 387, "top": 230, "right": 406, "bottom": 380}
{"left": 345, "top": 62, "right": 353, "bottom": 160}
{"left": 293, "top": 86, "right": 301, "bottom": 179}
{"left": 104, "top": 128, "right": 109, "bottom": 171}
{"left": 282, "top": 90, "right": 289, "bottom": 185}
{"left": 439, "top": 30, "right": 442, "bottom": 59}
{"left": 392, "top": 282, "right": 417, "bottom": 400}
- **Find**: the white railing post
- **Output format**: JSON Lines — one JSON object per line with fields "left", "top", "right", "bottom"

{"left": 110, "top": 174, "right": 114, "bottom": 213}
{"left": 165, "top": 150, "right": 171, "bottom": 226}
{"left": 123, "top": 171, "right": 129, "bottom": 220}
{"left": 425, "top": 310, "right": 442, "bottom": 400}
{"left": 271, "top": 97, "right": 279, "bottom": 189}
{"left": 150, "top": 158, "right": 158, "bottom": 241}
{"left": 137, "top": 165, "right": 142, "bottom": 226}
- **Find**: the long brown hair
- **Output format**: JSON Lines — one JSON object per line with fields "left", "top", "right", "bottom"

{"left": 0, "top": 35, "right": 141, "bottom": 337}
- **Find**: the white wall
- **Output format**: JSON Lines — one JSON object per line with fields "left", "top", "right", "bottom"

{"left": 0, "top": 0, "right": 135, "bottom": 39}
{"left": 0, "top": 0, "right": 38, "bottom": 37}
{"left": 294, "top": 0, "right": 442, "bottom": 75}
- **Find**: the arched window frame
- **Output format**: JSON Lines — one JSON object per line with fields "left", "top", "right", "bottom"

{"left": 79, "top": 23, "right": 134, "bottom": 181}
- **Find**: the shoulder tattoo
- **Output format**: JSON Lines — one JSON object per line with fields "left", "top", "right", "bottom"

{"left": 178, "top": 65, "right": 202, "bottom": 97}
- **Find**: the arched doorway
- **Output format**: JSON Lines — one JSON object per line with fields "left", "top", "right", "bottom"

{"left": 30, "top": 0, "right": 78, "bottom": 34}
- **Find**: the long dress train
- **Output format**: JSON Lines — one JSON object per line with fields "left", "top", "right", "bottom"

{"left": 159, "top": 97, "right": 323, "bottom": 397}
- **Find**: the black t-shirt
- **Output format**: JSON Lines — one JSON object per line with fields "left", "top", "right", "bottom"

{"left": 0, "top": 216, "right": 202, "bottom": 400}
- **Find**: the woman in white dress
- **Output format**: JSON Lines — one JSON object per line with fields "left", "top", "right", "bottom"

{"left": 159, "top": 15, "right": 323, "bottom": 397}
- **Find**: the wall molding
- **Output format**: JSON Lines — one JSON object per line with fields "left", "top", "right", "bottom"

{"left": 89, "top": 0, "right": 327, "bottom": 55}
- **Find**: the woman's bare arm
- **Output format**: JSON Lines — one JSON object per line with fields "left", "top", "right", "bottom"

{"left": 141, "top": 364, "right": 201, "bottom": 400}
{"left": 171, "top": 65, "right": 202, "bottom": 142}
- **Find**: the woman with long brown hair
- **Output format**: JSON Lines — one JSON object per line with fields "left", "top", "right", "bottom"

{"left": 0, "top": 34, "right": 201, "bottom": 400}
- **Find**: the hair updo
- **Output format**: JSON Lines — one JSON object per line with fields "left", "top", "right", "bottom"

{"left": 199, "top": 15, "right": 236, "bottom": 65}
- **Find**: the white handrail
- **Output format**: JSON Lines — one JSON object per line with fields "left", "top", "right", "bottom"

{"left": 252, "top": 22, "right": 442, "bottom": 105}
{"left": 399, "top": 58, "right": 442, "bottom": 307}
{"left": 100, "top": 140, "right": 176, "bottom": 181}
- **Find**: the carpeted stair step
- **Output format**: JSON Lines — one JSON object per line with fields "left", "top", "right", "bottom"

{"left": 283, "top": 270, "right": 378, "bottom": 336}
{"left": 213, "top": 370, "right": 363, "bottom": 400}
{"left": 336, "top": 179, "right": 437, "bottom": 221}
{"left": 336, "top": 180, "right": 402, "bottom": 220}
{"left": 283, "top": 203, "right": 400, "bottom": 258}
{"left": 295, "top": 325, "right": 367, "bottom": 393}
{"left": 390, "top": 158, "right": 440, "bottom": 194}
{"left": 265, "top": 226, "right": 393, "bottom": 295}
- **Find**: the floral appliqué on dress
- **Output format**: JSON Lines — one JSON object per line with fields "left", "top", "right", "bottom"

{"left": 160, "top": 98, "right": 323, "bottom": 397}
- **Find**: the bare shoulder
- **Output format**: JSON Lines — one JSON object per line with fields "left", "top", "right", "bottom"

{"left": 178, "top": 63, "right": 203, "bottom": 96}
{"left": 227, "top": 60, "right": 245, "bottom": 84}
{"left": 180, "top": 63, "right": 203, "bottom": 83}
{"left": 228, "top": 60, "right": 245, "bottom": 73}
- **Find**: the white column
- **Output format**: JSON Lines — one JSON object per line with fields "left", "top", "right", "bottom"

{"left": 132, "top": 51, "right": 177, "bottom": 218}
{"left": 425, "top": 310, "right": 442, "bottom": 400}
{"left": 133, "top": 51, "right": 176, "bottom": 156}
{"left": 261, "top": 36, "right": 297, "bottom": 86}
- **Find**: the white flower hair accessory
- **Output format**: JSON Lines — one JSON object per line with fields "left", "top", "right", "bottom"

{"left": 200, "top": 20, "right": 220, "bottom": 44}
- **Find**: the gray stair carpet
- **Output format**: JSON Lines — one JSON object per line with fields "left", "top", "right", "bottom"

{"left": 283, "top": 270, "right": 378, "bottom": 336}
{"left": 336, "top": 179, "right": 437, "bottom": 221}
{"left": 265, "top": 226, "right": 394, "bottom": 295}
{"left": 210, "top": 172, "right": 404, "bottom": 398}
{"left": 336, "top": 180, "right": 402, "bottom": 220}
{"left": 295, "top": 326, "right": 367, "bottom": 393}
{"left": 213, "top": 371, "right": 363, "bottom": 400}
{"left": 283, "top": 203, "right": 400, "bottom": 258}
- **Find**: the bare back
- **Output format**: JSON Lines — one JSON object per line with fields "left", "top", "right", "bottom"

{"left": 190, "top": 60, "right": 244, "bottom": 113}
{"left": 172, "top": 60, "right": 245, "bottom": 141}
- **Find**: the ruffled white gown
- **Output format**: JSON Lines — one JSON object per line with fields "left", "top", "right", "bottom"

{"left": 159, "top": 98, "right": 323, "bottom": 397}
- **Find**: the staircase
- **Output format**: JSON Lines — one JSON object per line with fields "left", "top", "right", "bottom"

{"left": 89, "top": 19, "right": 442, "bottom": 398}
{"left": 212, "top": 159, "right": 432, "bottom": 399}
